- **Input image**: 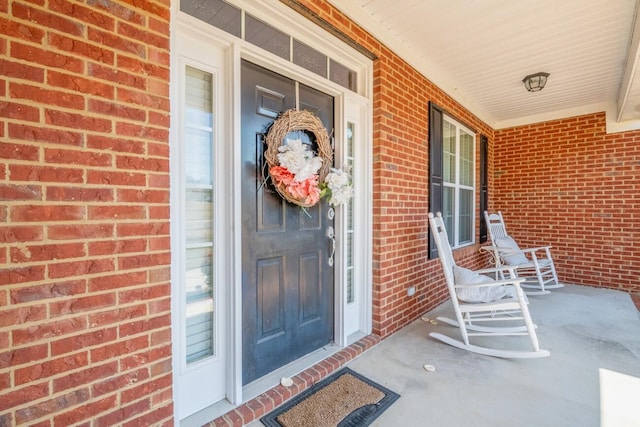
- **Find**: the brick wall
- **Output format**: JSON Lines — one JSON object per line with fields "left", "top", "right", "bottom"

{"left": 297, "top": 0, "right": 495, "bottom": 337}
{"left": 0, "top": 0, "right": 173, "bottom": 425}
{"left": 494, "top": 113, "right": 640, "bottom": 298}
{"left": 9, "top": 0, "right": 634, "bottom": 425}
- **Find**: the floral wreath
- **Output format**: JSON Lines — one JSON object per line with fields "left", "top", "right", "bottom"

{"left": 264, "top": 109, "right": 353, "bottom": 208}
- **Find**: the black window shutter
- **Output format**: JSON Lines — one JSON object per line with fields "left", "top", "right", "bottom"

{"left": 479, "top": 135, "right": 489, "bottom": 243}
{"left": 428, "top": 102, "right": 443, "bottom": 259}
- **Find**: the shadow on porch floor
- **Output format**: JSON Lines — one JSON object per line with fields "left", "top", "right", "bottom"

{"left": 237, "top": 284, "right": 640, "bottom": 427}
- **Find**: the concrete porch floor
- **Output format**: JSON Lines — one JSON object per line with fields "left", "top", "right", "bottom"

{"left": 343, "top": 284, "right": 640, "bottom": 427}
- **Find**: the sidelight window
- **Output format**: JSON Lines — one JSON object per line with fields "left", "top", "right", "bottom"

{"left": 184, "top": 66, "right": 215, "bottom": 364}
{"left": 346, "top": 122, "right": 355, "bottom": 304}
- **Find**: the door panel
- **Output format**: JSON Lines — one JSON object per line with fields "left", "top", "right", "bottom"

{"left": 255, "top": 131, "right": 286, "bottom": 233}
{"left": 241, "top": 60, "right": 334, "bottom": 385}
{"left": 256, "top": 256, "right": 285, "bottom": 343}
{"left": 299, "top": 251, "right": 322, "bottom": 323}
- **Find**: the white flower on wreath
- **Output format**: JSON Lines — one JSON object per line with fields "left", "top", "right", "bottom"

{"left": 323, "top": 166, "right": 354, "bottom": 206}
{"left": 273, "top": 137, "right": 353, "bottom": 207}
{"left": 277, "top": 138, "right": 323, "bottom": 182}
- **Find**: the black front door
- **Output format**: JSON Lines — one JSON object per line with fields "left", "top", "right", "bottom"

{"left": 241, "top": 60, "right": 335, "bottom": 385}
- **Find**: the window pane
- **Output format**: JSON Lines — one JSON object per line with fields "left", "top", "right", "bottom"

{"left": 180, "top": 0, "right": 241, "bottom": 38}
{"left": 245, "top": 14, "right": 290, "bottom": 61}
{"left": 186, "top": 70, "right": 213, "bottom": 128}
{"left": 185, "top": 67, "right": 213, "bottom": 185}
{"left": 293, "top": 39, "right": 327, "bottom": 78}
{"left": 186, "top": 247, "right": 214, "bottom": 364}
{"left": 346, "top": 122, "right": 355, "bottom": 304}
{"left": 185, "top": 129, "right": 213, "bottom": 185}
{"left": 443, "top": 186, "right": 455, "bottom": 245}
{"left": 186, "top": 189, "right": 213, "bottom": 243}
{"left": 347, "top": 193, "right": 354, "bottom": 230}
{"left": 346, "top": 268, "right": 354, "bottom": 303}
{"left": 459, "top": 130, "right": 474, "bottom": 187}
{"left": 441, "top": 115, "right": 475, "bottom": 247}
{"left": 459, "top": 189, "right": 473, "bottom": 244}
{"left": 186, "top": 247, "right": 213, "bottom": 302}
{"left": 443, "top": 121, "right": 456, "bottom": 183}
{"left": 330, "top": 59, "right": 357, "bottom": 92}
{"left": 346, "top": 124, "right": 354, "bottom": 158}
{"left": 184, "top": 66, "right": 215, "bottom": 365}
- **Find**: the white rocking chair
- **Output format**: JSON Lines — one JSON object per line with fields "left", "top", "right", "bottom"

{"left": 483, "top": 211, "right": 562, "bottom": 295}
{"left": 428, "top": 212, "right": 549, "bottom": 358}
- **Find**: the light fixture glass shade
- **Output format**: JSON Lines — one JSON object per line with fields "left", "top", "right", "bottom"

{"left": 523, "top": 72, "right": 550, "bottom": 92}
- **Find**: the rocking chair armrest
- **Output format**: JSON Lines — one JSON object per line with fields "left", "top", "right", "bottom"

{"left": 453, "top": 277, "right": 525, "bottom": 289}
{"left": 515, "top": 245, "right": 552, "bottom": 253}
{"left": 474, "top": 266, "right": 518, "bottom": 276}
{"left": 475, "top": 265, "right": 522, "bottom": 280}
{"left": 495, "top": 247, "right": 526, "bottom": 254}
{"left": 484, "top": 245, "right": 552, "bottom": 255}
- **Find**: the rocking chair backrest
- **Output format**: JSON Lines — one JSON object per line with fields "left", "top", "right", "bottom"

{"left": 428, "top": 212, "right": 458, "bottom": 301}
{"left": 484, "top": 211, "right": 509, "bottom": 244}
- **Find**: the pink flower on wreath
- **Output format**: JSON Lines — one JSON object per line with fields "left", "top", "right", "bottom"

{"left": 270, "top": 166, "right": 295, "bottom": 186}
{"left": 288, "top": 175, "right": 321, "bottom": 205}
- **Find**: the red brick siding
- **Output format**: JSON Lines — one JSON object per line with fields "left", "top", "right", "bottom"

{"left": 9, "top": 0, "right": 635, "bottom": 425}
{"left": 297, "top": 0, "right": 495, "bottom": 337}
{"left": 494, "top": 113, "right": 640, "bottom": 297}
{"left": 0, "top": 0, "right": 173, "bottom": 424}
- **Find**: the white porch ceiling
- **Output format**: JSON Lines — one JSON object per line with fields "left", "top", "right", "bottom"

{"left": 329, "top": 0, "right": 640, "bottom": 130}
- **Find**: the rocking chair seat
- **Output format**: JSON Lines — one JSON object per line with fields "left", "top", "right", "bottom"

{"left": 516, "top": 258, "right": 553, "bottom": 269}
{"left": 453, "top": 266, "right": 514, "bottom": 303}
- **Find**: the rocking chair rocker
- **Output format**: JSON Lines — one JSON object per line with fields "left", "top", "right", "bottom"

{"left": 428, "top": 212, "right": 549, "bottom": 358}
{"left": 483, "top": 211, "right": 563, "bottom": 295}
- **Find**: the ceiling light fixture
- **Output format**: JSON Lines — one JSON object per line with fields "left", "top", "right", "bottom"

{"left": 522, "top": 72, "right": 550, "bottom": 92}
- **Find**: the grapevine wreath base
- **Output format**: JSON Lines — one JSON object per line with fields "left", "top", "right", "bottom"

{"left": 264, "top": 109, "right": 333, "bottom": 208}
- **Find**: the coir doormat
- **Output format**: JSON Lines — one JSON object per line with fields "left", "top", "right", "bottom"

{"left": 261, "top": 368, "right": 400, "bottom": 427}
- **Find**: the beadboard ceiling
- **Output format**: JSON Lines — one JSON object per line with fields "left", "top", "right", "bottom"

{"left": 329, "top": 0, "right": 640, "bottom": 130}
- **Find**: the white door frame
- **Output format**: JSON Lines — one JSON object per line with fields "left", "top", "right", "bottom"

{"left": 170, "top": 1, "right": 373, "bottom": 422}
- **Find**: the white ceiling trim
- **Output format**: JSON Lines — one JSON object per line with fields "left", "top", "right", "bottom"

{"left": 329, "top": 0, "right": 640, "bottom": 133}
{"left": 617, "top": 3, "right": 640, "bottom": 122}
{"left": 326, "top": 0, "right": 495, "bottom": 127}
{"left": 495, "top": 101, "right": 610, "bottom": 130}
